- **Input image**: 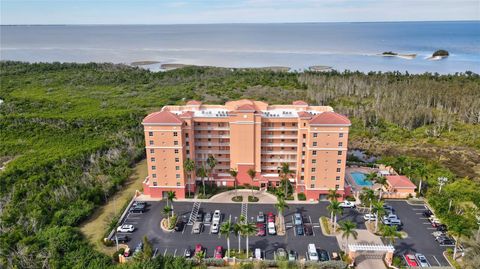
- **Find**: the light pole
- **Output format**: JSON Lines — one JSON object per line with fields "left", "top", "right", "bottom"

{"left": 438, "top": 177, "right": 448, "bottom": 193}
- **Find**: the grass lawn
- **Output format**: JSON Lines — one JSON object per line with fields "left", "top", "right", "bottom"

{"left": 79, "top": 159, "right": 147, "bottom": 255}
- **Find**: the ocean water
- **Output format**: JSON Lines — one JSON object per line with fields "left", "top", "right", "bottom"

{"left": 1, "top": 22, "right": 479, "bottom": 73}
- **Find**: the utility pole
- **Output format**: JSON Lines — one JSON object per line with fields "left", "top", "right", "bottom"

{"left": 438, "top": 177, "right": 448, "bottom": 193}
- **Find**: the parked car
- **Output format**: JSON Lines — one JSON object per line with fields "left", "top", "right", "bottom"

{"left": 423, "top": 209, "right": 433, "bottom": 217}
{"left": 256, "top": 223, "right": 266, "bottom": 236}
{"left": 117, "top": 224, "right": 135, "bottom": 233}
{"left": 195, "top": 244, "right": 203, "bottom": 254}
{"left": 129, "top": 204, "right": 146, "bottom": 213}
{"left": 304, "top": 224, "right": 313, "bottom": 236}
{"left": 204, "top": 212, "right": 212, "bottom": 224}
{"left": 437, "top": 236, "right": 455, "bottom": 245}
{"left": 276, "top": 248, "right": 287, "bottom": 260}
{"left": 267, "top": 212, "right": 275, "bottom": 223}
{"left": 296, "top": 225, "right": 304, "bottom": 236}
{"left": 213, "top": 210, "right": 221, "bottom": 223}
{"left": 211, "top": 222, "right": 219, "bottom": 234}
{"left": 268, "top": 222, "right": 276, "bottom": 235}
{"left": 383, "top": 205, "right": 395, "bottom": 213}
{"left": 193, "top": 222, "right": 203, "bottom": 234}
{"left": 308, "top": 244, "right": 318, "bottom": 261}
{"left": 363, "top": 214, "right": 377, "bottom": 221}
{"left": 339, "top": 201, "right": 355, "bottom": 208}
{"left": 404, "top": 254, "right": 419, "bottom": 267}
{"left": 318, "top": 249, "right": 330, "bottom": 261}
{"left": 288, "top": 250, "right": 297, "bottom": 261}
{"left": 185, "top": 249, "right": 192, "bottom": 258}
{"left": 436, "top": 224, "right": 448, "bottom": 232}
{"left": 175, "top": 220, "right": 185, "bottom": 232}
{"left": 133, "top": 201, "right": 148, "bottom": 207}
{"left": 196, "top": 212, "right": 204, "bottom": 222}
{"left": 112, "top": 234, "right": 129, "bottom": 243}
{"left": 294, "top": 213, "right": 303, "bottom": 225}
{"left": 415, "top": 253, "right": 430, "bottom": 267}
{"left": 383, "top": 218, "right": 402, "bottom": 226}
{"left": 214, "top": 246, "right": 223, "bottom": 259}
{"left": 257, "top": 212, "right": 265, "bottom": 223}
{"left": 255, "top": 248, "right": 262, "bottom": 260}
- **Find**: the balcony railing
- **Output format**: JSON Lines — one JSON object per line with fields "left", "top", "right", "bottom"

{"left": 196, "top": 157, "right": 230, "bottom": 162}
{"left": 195, "top": 150, "right": 230, "bottom": 154}
{"left": 261, "top": 135, "right": 298, "bottom": 139}
{"left": 195, "top": 134, "right": 230, "bottom": 139}
{"left": 261, "top": 158, "right": 297, "bottom": 163}
{"left": 261, "top": 166, "right": 297, "bottom": 170}
{"left": 261, "top": 150, "right": 298, "bottom": 155}
{"left": 262, "top": 127, "right": 298, "bottom": 131}
{"left": 261, "top": 143, "right": 297, "bottom": 147}
{"left": 195, "top": 142, "right": 230, "bottom": 147}
{"left": 194, "top": 126, "right": 230, "bottom": 131}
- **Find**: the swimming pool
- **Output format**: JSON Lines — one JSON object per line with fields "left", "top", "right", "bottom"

{"left": 350, "top": 172, "right": 373, "bottom": 187}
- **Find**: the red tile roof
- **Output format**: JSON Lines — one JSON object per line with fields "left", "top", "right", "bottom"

{"left": 309, "top": 112, "right": 351, "bottom": 125}
{"left": 186, "top": 100, "right": 202, "bottom": 105}
{"left": 297, "top": 111, "right": 312, "bottom": 118}
{"left": 236, "top": 104, "right": 256, "bottom": 111}
{"left": 292, "top": 100, "right": 308, "bottom": 105}
{"left": 143, "top": 110, "right": 183, "bottom": 124}
{"left": 386, "top": 175, "right": 416, "bottom": 189}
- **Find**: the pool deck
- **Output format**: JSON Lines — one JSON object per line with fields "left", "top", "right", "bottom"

{"left": 345, "top": 166, "right": 382, "bottom": 192}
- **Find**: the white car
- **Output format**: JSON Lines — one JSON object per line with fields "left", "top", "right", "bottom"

{"left": 339, "top": 201, "right": 356, "bottom": 208}
{"left": 415, "top": 253, "right": 430, "bottom": 267}
{"left": 211, "top": 222, "right": 219, "bottom": 234}
{"left": 363, "top": 214, "right": 377, "bottom": 221}
{"left": 117, "top": 224, "right": 134, "bottom": 233}
{"left": 268, "top": 222, "right": 276, "bottom": 235}
{"left": 308, "top": 244, "right": 319, "bottom": 261}
{"left": 213, "top": 210, "right": 221, "bottom": 223}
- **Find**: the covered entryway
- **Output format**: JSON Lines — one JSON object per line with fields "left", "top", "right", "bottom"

{"left": 347, "top": 244, "right": 395, "bottom": 268}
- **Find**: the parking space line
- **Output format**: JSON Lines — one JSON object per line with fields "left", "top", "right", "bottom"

{"left": 412, "top": 208, "right": 425, "bottom": 211}
{"left": 163, "top": 248, "right": 168, "bottom": 256}
{"left": 422, "top": 222, "right": 431, "bottom": 224}
{"left": 432, "top": 255, "right": 441, "bottom": 266}
{"left": 174, "top": 249, "right": 177, "bottom": 257}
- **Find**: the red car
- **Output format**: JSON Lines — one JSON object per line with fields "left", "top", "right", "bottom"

{"left": 256, "top": 223, "right": 266, "bottom": 236}
{"left": 267, "top": 212, "right": 275, "bottom": 223}
{"left": 214, "top": 246, "right": 223, "bottom": 259}
{"left": 404, "top": 254, "right": 418, "bottom": 267}
{"left": 195, "top": 244, "right": 203, "bottom": 254}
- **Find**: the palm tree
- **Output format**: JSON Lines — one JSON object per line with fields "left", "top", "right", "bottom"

{"left": 327, "top": 200, "right": 343, "bottom": 232}
{"left": 207, "top": 155, "right": 217, "bottom": 187}
{"left": 275, "top": 197, "right": 289, "bottom": 234}
{"left": 462, "top": 237, "right": 480, "bottom": 269}
{"left": 195, "top": 251, "right": 205, "bottom": 263}
{"left": 372, "top": 201, "right": 386, "bottom": 233}
{"left": 220, "top": 220, "right": 233, "bottom": 258}
{"left": 166, "top": 191, "right": 176, "bottom": 217}
{"left": 375, "top": 176, "right": 388, "bottom": 201}
{"left": 163, "top": 205, "right": 173, "bottom": 228}
{"left": 365, "top": 172, "right": 377, "bottom": 184}
{"left": 229, "top": 169, "right": 238, "bottom": 195}
{"left": 450, "top": 222, "right": 472, "bottom": 259}
{"left": 381, "top": 225, "right": 403, "bottom": 245}
{"left": 278, "top": 163, "right": 293, "bottom": 197}
{"left": 339, "top": 221, "right": 358, "bottom": 251}
{"left": 414, "top": 165, "right": 428, "bottom": 196}
{"left": 247, "top": 168, "right": 256, "bottom": 198}
{"left": 241, "top": 221, "right": 257, "bottom": 258}
{"left": 327, "top": 188, "right": 341, "bottom": 202}
{"left": 394, "top": 156, "right": 408, "bottom": 175}
{"left": 183, "top": 158, "right": 195, "bottom": 196}
{"left": 196, "top": 166, "right": 207, "bottom": 197}
{"left": 234, "top": 215, "right": 246, "bottom": 253}
{"left": 362, "top": 188, "right": 376, "bottom": 223}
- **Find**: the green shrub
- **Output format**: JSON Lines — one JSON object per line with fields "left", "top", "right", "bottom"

{"left": 248, "top": 196, "right": 259, "bottom": 202}
{"left": 297, "top": 192, "right": 306, "bottom": 200}
{"left": 232, "top": 196, "right": 243, "bottom": 202}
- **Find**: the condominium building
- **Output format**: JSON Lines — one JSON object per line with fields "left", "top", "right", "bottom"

{"left": 142, "top": 99, "right": 350, "bottom": 200}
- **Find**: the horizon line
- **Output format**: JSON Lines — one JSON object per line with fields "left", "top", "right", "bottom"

{"left": 1, "top": 19, "right": 479, "bottom": 26}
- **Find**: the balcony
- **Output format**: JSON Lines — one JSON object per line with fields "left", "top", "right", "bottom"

{"left": 261, "top": 135, "right": 298, "bottom": 139}
{"left": 261, "top": 165, "right": 297, "bottom": 170}
{"left": 195, "top": 142, "right": 230, "bottom": 147}
{"left": 261, "top": 158, "right": 297, "bottom": 163}
{"left": 262, "top": 127, "right": 298, "bottom": 131}
{"left": 261, "top": 143, "right": 297, "bottom": 147}
{"left": 194, "top": 126, "right": 230, "bottom": 131}
{"left": 261, "top": 150, "right": 297, "bottom": 155}
{"left": 195, "top": 134, "right": 230, "bottom": 139}
{"left": 195, "top": 150, "right": 230, "bottom": 154}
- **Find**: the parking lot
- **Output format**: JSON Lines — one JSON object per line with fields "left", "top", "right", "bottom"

{"left": 116, "top": 200, "right": 449, "bottom": 265}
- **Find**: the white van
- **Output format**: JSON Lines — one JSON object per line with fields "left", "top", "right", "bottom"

{"left": 255, "top": 248, "right": 262, "bottom": 260}
{"left": 308, "top": 244, "right": 318, "bottom": 261}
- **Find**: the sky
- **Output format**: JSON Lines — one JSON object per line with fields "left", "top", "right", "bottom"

{"left": 1, "top": 0, "right": 479, "bottom": 25}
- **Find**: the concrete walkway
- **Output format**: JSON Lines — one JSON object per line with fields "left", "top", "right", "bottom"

{"left": 336, "top": 229, "right": 387, "bottom": 269}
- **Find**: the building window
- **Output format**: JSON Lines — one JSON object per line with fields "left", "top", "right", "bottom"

{"left": 149, "top": 140, "right": 154, "bottom": 145}
{"left": 338, "top": 142, "right": 343, "bottom": 147}
{"left": 336, "top": 168, "right": 341, "bottom": 172}
{"left": 336, "top": 176, "right": 340, "bottom": 180}
{"left": 152, "top": 174, "right": 157, "bottom": 178}
{"left": 311, "top": 176, "right": 316, "bottom": 181}
{"left": 176, "top": 166, "right": 180, "bottom": 170}
{"left": 313, "top": 142, "right": 317, "bottom": 147}
{"left": 185, "top": 133, "right": 189, "bottom": 138}
{"left": 282, "top": 122, "right": 285, "bottom": 126}
{"left": 151, "top": 157, "right": 155, "bottom": 162}
{"left": 313, "top": 133, "right": 318, "bottom": 138}
{"left": 153, "top": 181, "right": 157, "bottom": 186}
{"left": 175, "top": 158, "right": 179, "bottom": 162}
{"left": 174, "top": 149, "right": 179, "bottom": 154}
{"left": 173, "top": 132, "right": 178, "bottom": 137}
{"left": 177, "top": 182, "right": 181, "bottom": 186}
{"left": 302, "top": 151, "right": 305, "bottom": 156}
{"left": 148, "top": 131, "right": 153, "bottom": 137}
{"left": 338, "top": 151, "right": 342, "bottom": 156}
{"left": 339, "top": 133, "right": 344, "bottom": 138}
{"left": 150, "top": 149, "right": 155, "bottom": 154}
{"left": 303, "top": 134, "right": 306, "bottom": 139}
{"left": 301, "top": 168, "right": 304, "bottom": 172}
{"left": 335, "top": 184, "right": 340, "bottom": 189}
{"left": 312, "top": 159, "right": 316, "bottom": 164}
{"left": 311, "top": 168, "right": 316, "bottom": 172}
{"left": 312, "top": 150, "right": 317, "bottom": 156}
{"left": 302, "top": 143, "right": 306, "bottom": 147}
{"left": 176, "top": 174, "right": 180, "bottom": 179}
{"left": 292, "top": 123, "right": 296, "bottom": 127}
{"left": 310, "top": 184, "right": 315, "bottom": 188}
{"left": 174, "top": 141, "right": 178, "bottom": 146}
{"left": 186, "top": 150, "right": 190, "bottom": 155}
{"left": 151, "top": 166, "right": 156, "bottom": 170}
{"left": 337, "top": 159, "right": 342, "bottom": 164}
{"left": 300, "top": 176, "right": 304, "bottom": 180}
